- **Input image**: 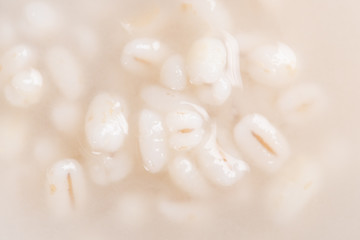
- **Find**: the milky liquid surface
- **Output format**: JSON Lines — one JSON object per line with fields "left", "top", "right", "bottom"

{"left": 0, "top": 0, "right": 359, "bottom": 240}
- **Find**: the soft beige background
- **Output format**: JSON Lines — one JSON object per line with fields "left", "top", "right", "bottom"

{"left": 0, "top": 0, "right": 359, "bottom": 239}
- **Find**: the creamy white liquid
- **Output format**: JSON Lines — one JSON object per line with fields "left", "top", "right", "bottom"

{"left": 0, "top": 0, "right": 359, "bottom": 239}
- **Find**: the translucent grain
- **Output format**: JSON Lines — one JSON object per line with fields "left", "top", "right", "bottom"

{"left": 160, "top": 54, "right": 187, "bottom": 91}
{"left": 87, "top": 152, "right": 133, "bottom": 185}
{"left": 234, "top": 113, "right": 290, "bottom": 172}
{"left": 0, "top": 45, "right": 37, "bottom": 79}
{"left": 168, "top": 156, "right": 211, "bottom": 197}
{"left": 85, "top": 93, "right": 128, "bottom": 153}
{"left": 277, "top": 83, "right": 327, "bottom": 124}
{"left": 198, "top": 125, "right": 249, "bottom": 186}
{"left": 4, "top": 68, "right": 43, "bottom": 107}
{"left": 187, "top": 37, "right": 226, "bottom": 85}
{"left": 139, "top": 109, "right": 168, "bottom": 173}
{"left": 23, "top": 1, "right": 63, "bottom": 38}
{"left": 46, "top": 159, "right": 86, "bottom": 216}
{"left": 247, "top": 42, "right": 297, "bottom": 87}
{"left": 265, "top": 159, "right": 321, "bottom": 223}
{"left": 121, "top": 38, "right": 169, "bottom": 75}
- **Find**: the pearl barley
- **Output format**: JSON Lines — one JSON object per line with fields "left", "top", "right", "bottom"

{"left": 168, "top": 156, "right": 211, "bottom": 197}
{"left": 85, "top": 93, "right": 128, "bottom": 153}
{"left": 198, "top": 125, "right": 249, "bottom": 186}
{"left": 23, "top": 1, "right": 63, "bottom": 38}
{"left": 0, "top": 0, "right": 335, "bottom": 233}
{"left": 46, "top": 159, "right": 86, "bottom": 216}
{"left": 87, "top": 152, "right": 133, "bottom": 186}
{"left": 166, "top": 109, "right": 204, "bottom": 151}
{"left": 187, "top": 37, "right": 227, "bottom": 85}
{"left": 247, "top": 42, "right": 297, "bottom": 87}
{"left": 121, "top": 38, "right": 169, "bottom": 75}
{"left": 197, "top": 75, "right": 231, "bottom": 105}
{"left": 265, "top": 159, "right": 321, "bottom": 223}
{"left": 277, "top": 83, "right": 327, "bottom": 124}
{"left": 160, "top": 54, "right": 187, "bottom": 91}
{"left": 0, "top": 45, "right": 37, "bottom": 79}
{"left": 234, "top": 113, "right": 290, "bottom": 172}
{"left": 139, "top": 109, "right": 168, "bottom": 173}
{"left": 4, "top": 68, "right": 43, "bottom": 107}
